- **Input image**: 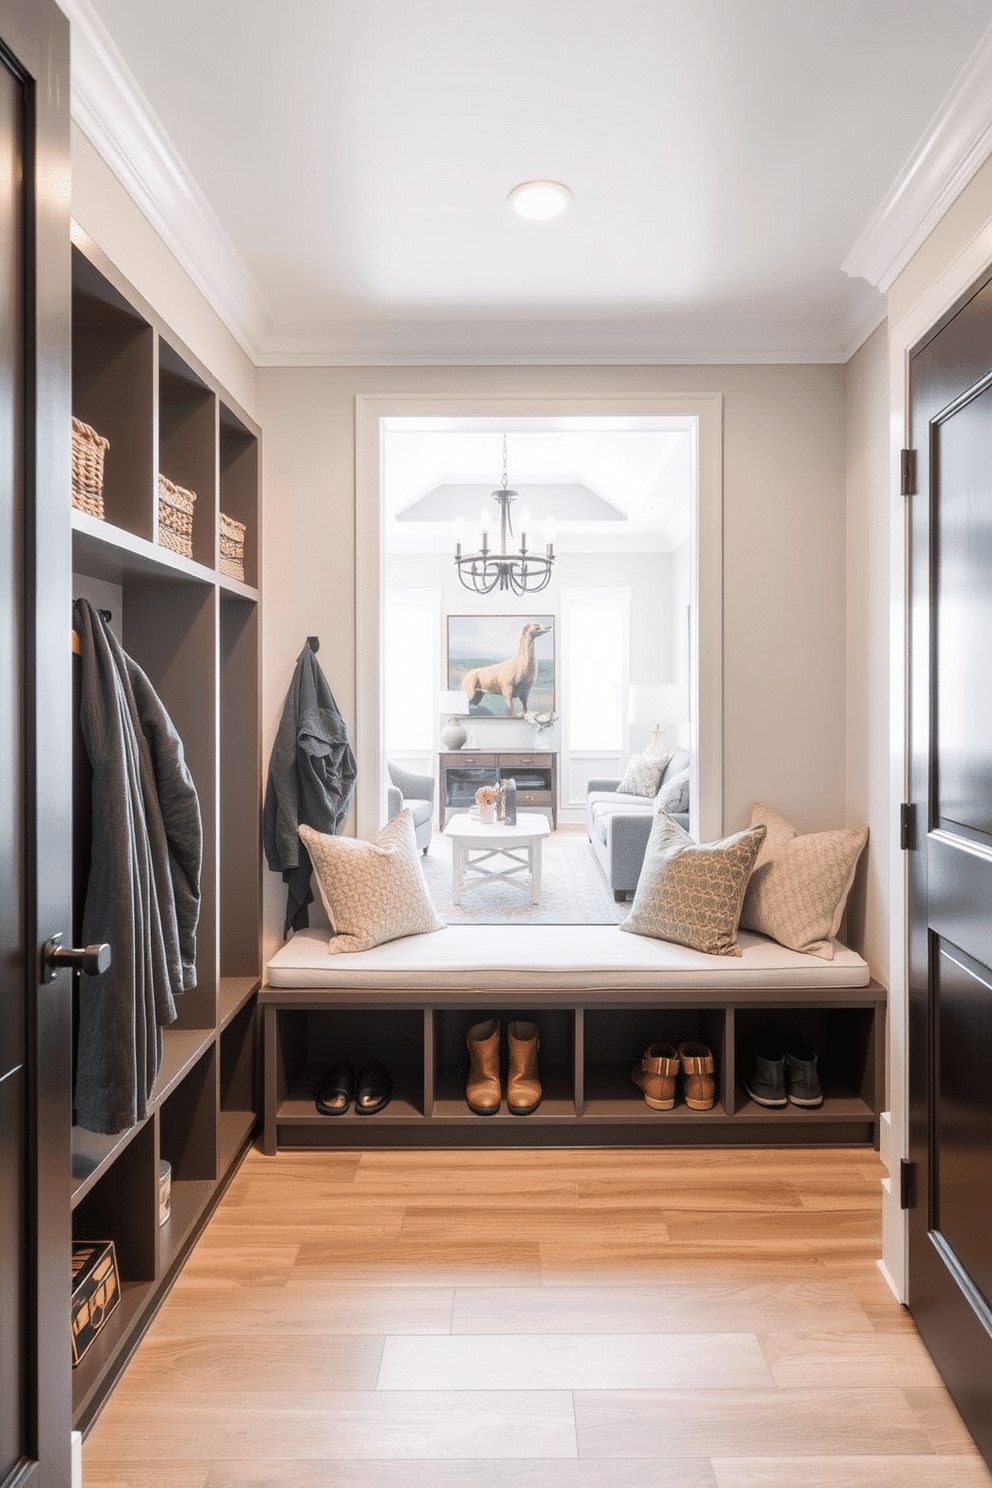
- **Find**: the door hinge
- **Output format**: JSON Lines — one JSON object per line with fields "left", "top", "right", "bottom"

{"left": 900, "top": 1159, "right": 917, "bottom": 1210}
{"left": 900, "top": 802, "right": 917, "bottom": 850}
{"left": 901, "top": 448, "right": 917, "bottom": 496}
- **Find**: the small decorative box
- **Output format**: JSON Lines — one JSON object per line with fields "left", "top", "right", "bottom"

{"left": 71, "top": 1241, "right": 120, "bottom": 1366}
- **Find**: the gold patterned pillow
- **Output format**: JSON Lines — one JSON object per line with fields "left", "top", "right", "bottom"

{"left": 299, "top": 810, "right": 444, "bottom": 954}
{"left": 739, "top": 802, "right": 868, "bottom": 960}
{"left": 622, "top": 815, "right": 767, "bottom": 957}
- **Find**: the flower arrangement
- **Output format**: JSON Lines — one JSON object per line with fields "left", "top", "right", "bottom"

{"left": 523, "top": 709, "right": 556, "bottom": 734}
{"left": 475, "top": 784, "right": 500, "bottom": 806}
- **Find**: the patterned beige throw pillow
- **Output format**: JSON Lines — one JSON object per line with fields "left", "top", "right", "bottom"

{"left": 299, "top": 810, "right": 444, "bottom": 954}
{"left": 739, "top": 802, "right": 868, "bottom": 960}
{"left": 617, "top": 751, "right": 670, "bottom": 798}
{"left": 622, "top": 814, "right": 767, "bottom": 957}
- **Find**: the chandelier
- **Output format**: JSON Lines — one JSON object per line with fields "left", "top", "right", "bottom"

{"left": 453, "top": 437, "right": 555, "bottom": 595}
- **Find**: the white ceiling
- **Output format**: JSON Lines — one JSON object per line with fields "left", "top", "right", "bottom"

{"left": 71, "top": 0, "right": 992, "bottom": 365}
{"left": 382, "top": 420, "right": 693, "bottom": 555}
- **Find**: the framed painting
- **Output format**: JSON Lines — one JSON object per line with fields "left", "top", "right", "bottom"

{"left": 446, "top": 614, "right": 555, "bottom": 718}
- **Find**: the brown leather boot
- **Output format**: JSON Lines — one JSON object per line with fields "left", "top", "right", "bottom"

{"left": 466, "top": 1019, "right": 501, "bottom": 1114}
{"left": 507, "top": 1020, "right": 541, "bottom": 1115}
{"left": 678, "top": 1041, "right": 716, "bottom": 1110}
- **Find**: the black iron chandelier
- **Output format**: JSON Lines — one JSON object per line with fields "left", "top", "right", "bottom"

{"left": 453, "top": 437, "right": 555, "bottom": 595}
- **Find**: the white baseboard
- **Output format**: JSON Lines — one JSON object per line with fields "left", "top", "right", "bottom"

{"left": 72, "top": 1429, "right": 83, "bottom": 1488}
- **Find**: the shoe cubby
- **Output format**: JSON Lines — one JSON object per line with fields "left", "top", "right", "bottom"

{"left": 261, "top": 978, "right": 885, "bottom": 1152}
{"left": 581, "top": 1006, "right": 728, "bottom": 1120}
{"left": 430, "top": 1008, "right": 577, "bottom": 1121}
{"left": 268, "top": 1007, "right": 427, "bottom": 1147}
{"left": 70, "top": 229, "right": 261, "bottom": 1431}
{"left": 733, "top": 1005, "right": 879, "bottom": 1131}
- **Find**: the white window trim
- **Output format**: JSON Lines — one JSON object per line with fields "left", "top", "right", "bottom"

{"left": 560, "top": 586, "right": 630, "bottom": 806}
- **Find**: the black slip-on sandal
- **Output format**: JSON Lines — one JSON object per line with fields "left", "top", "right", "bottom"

{"left": 315, "top": 1059, "right": 354, "bottom": 1115}
{"left": 355, "top": 1058, "right": 392, "bottom": 1115}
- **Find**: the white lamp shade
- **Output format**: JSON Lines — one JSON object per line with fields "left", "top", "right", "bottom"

{"left": 628, "top": 683, "right": 685, "bottom": 724}
{"left": 439, "top": 689, "right": 468, "bottom": 715}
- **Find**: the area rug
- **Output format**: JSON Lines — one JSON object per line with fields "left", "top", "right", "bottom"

{"left": 419, "top": 825, "right": 626, "bottom": 925}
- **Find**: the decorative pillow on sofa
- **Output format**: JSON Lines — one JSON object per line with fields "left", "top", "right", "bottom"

{"left": 616, "top": 751, "right": 670, "bottom": 798}
{"left": 654, "top": 766, "right": 690, "bottom": 816}
{"left": 299, "top": 810, "right": 444, "bottom": 954}
{"left": 739, "top": 802, "right": 868, "bottom": 960}
{"left": 622, "top": 814, "right": 767, "bottom": 957}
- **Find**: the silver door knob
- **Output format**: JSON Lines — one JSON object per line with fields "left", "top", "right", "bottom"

{"left": 42, "top": 933, "right": 111, "bottom": 981}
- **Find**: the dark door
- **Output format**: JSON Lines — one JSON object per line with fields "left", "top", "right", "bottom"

{"left": 0, "top": 3, "right": 71, "bottom": 1486}
{"left": 908, "top": 266, "right": 992, "bottom": 1469}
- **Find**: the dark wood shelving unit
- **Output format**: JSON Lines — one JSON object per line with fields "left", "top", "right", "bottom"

{"left": 70, "top": 229, "right": 262, "bottom": 1434}
{"left": 261, "top": 980, "right": 885, "bottom": 1153}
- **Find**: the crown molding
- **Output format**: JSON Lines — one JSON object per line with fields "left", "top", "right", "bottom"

{"left": 843, "top": 22, "right": 992, "bottom": 293}
{"left": 63, "top": 0, "right": 268, "bottom": 358}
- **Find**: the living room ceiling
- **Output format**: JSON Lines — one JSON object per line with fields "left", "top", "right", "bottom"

{"left": 72, "top": 0, "right": 992, "bottom": 365}
{"left": 383, "top": 422, "right": 692, "bottom": 555}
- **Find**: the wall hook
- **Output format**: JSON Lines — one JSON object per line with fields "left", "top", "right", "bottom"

{"left": 306, "top": 635, "right": 320, "bottom": 653}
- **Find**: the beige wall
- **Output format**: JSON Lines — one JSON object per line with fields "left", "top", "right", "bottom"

{"left": 258, "top": 362, "right": 848, "bottom": 960}
{"left": 844, "top": 322, "right": 890, "bottom": 981}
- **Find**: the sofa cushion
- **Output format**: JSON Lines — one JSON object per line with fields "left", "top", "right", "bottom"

{"left": 616, "top": 751, "right": 669, "bottom": 798}
{"left": 622, "top": 814, "right": 767, "bottom": 957}
{"left": 739, "top": 802, "right": 868, "bottom": 960}
{"left": 299, "top": 810, "right": 444, "bottom": 954}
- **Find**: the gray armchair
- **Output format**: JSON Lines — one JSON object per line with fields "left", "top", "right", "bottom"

{"left": 386, "top": 762, "right": 435, "bottom": 854}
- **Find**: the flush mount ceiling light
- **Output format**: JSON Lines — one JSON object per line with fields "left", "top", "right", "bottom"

{"left": 508, "top": 180, "right": 572, "bottom": 221}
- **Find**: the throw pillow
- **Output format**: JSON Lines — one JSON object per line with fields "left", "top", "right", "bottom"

{"left": 654, "top": 765, "right": 690, "bottom": 817}
{"left": 616, "top": 751, "right": 670, "bottom": 798}
{"left": 299, "top": 810, "right": 444, "bottom": 954}
{"left": 739, "top": 802, "right": 868, "bottom": 960}
{"left": 622, "top": 814, "right": 767, "bottom": 957}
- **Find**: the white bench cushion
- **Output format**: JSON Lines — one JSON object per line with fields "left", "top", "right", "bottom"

{"left": 266, "top": 923, "right": 870, "bottom": 993}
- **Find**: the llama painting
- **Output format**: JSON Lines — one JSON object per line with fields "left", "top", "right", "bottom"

{"left": 447, "top": 615, "right": 555, "bottom": 718}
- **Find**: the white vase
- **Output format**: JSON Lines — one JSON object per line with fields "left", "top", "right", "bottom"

{"left": 531, "top": 731, "right": 549, "bottom": 751}
{"left": 478, "top": 802, "right": 495, "bottom": 824}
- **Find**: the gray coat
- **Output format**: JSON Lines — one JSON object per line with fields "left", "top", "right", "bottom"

{"left": 263, "top": 645, "right": 356, "bottom": 935}
{"left": 73, "top": 599, "right": 202, "bottom": 1134}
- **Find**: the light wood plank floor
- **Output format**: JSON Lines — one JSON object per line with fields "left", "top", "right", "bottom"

{"left": 83, "top": 1146, "right": 992, "bottom": 1488}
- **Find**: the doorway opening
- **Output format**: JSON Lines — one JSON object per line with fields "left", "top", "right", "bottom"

{"left": 355, "top": 394, "right": 724, "bottom": 893}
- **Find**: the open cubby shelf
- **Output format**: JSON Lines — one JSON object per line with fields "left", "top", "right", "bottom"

{"left": 260, "top": 981, "right": 886, "bottom": 1153}
{"left": 70, "top": 229, "right": 261, "bottom": 1434}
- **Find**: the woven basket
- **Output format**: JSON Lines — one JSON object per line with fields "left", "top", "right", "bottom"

{"left": 219, "top": 511, "right": 246, "bottom": 583}
{"left": 158, "top": 475, "right": 196, "bottom": 559}
{"left": 71, "top": 417, "right": 109, "bottom": 519}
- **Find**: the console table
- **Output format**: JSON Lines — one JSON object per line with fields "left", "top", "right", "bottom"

{"left": 439, "top": 750, "right": 558, "bottom": 829}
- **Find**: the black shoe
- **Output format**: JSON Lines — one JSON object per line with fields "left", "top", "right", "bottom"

{"left": 314, "top": 1059, "right": 354, "bottom": 1115}
{"left": 355, "top": 1058, "right": 393, "bottom": 1115}
{"left": 786, "top": 1039, "right": 823, "bottom": 1107}
{"left": 745, "top": 1040, "right": 787, "bottom": 1108}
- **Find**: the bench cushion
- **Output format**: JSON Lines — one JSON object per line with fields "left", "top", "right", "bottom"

{"left": 266, "top": 923, "right": 870, "bottom": 993}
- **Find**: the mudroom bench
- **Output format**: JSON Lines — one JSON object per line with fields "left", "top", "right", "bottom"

{"left": 261, "top": 925, "right": 885, "bottom": 1152}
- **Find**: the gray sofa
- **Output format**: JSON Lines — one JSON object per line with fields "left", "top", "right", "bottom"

{"left": 386, "top": 762, "right": 434, "bottom": 854}
{"left": 586, "top": 749, "right": 690, "bottom": 901}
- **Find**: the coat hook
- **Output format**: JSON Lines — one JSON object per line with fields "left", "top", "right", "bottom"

{"left": 306, "top": 635, "right": 320, "bottom": 653}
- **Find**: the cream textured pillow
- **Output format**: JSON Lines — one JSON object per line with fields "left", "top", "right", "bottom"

{"left": 622, "top": 814, "right": 767, "bottom": 957}
{"left": 299, "top": 810, "right": 444, "bottom": 954}
{"left": 654, "top": 766, "right": 690, "bottom": 817}
{"left": 739, "top": 802, "right": 868, "bottom": 960}
{"left": 617, "top": 751, "right": 669, "bottom": 798}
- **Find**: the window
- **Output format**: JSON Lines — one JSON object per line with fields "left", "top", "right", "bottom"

{"left": 561, "top": 589, "right": 629, "bottom": 751}
{"left": 383, "top": 589, "right": 440, "bottom": 753}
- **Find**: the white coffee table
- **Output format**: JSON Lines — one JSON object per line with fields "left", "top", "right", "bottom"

{"left": 443, "top": 810, "right": 552, "bottom": 905}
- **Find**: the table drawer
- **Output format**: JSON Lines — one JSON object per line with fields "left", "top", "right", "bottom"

{"left": 443, "top": 752, "right": 496, "bottom": 767}
{"left": 512, "top": 754, "right": 551, "bottom": 767}
{"left": 517, "top": 790, "right": 552, "bottom": 808}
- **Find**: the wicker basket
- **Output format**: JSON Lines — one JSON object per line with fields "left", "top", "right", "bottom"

{"left": 158, "top": 475, "right": 196, "bottom": 559}
{"left": 219, "top": 511, "right": 246, "bottom": 583}
{"left": 71, "top": 417, "right": 109, "bottom": 519}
